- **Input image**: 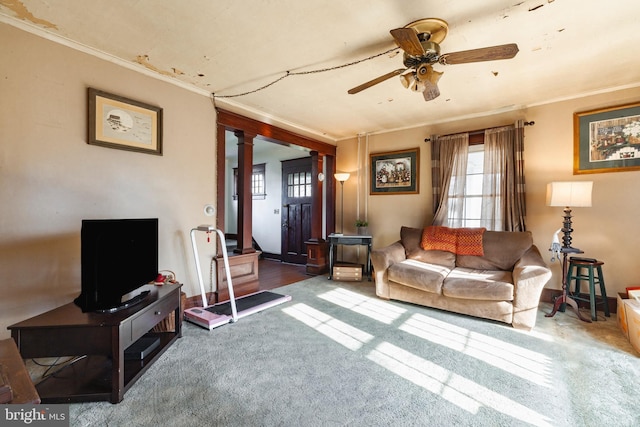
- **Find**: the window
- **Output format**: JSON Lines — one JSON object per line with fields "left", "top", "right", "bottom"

{"left": 233, "top": 163, "right": 266, "bottom": 200}
{"left": 251, "top": 165, "right": 265, "bottom": 197}
{"left": 447, "top": 144, "right": 484, "bottom": 227}
{"left": 432, "top": 123, "right": 526, "bottom": 232}
{"left": 286, "top": 171, "right": 312, "bottom": 198}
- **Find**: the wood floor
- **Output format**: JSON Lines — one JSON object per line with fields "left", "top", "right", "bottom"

{"left": 183, "top": 259, "right": 310, "bottom": 309}
{"left": 257, "top": 258, "right": 310, "bottom": 291}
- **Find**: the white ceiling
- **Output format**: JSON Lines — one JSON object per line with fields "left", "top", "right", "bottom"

{"left": 2, "top": 0, "right": 640, "bottom": 142}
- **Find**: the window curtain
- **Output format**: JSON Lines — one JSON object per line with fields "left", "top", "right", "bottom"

{"left": 431, "top": 133, "right": 469, "bottom": 227}
{"left": 430, "top": 120, "right": 526, "bottom": 231}
{"left": 482, "top": 120, "right": 527, "bottom": 231}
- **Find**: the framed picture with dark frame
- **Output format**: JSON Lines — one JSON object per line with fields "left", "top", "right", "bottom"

{"left": 370, "top": 148, "right": 419, "bottom": 195}
{"left": 88, "top": 88, "right": 163, "bottom": 155}
{"left": 574, "top": 101, "right": 640, "bottom": 174}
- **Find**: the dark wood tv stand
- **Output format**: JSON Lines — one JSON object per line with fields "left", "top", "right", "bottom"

{"left": 8, "top": 284, "right": 182, "bottom": 403}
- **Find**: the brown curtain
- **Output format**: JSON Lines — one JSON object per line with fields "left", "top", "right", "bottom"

{"left": 431, "top": 133, "right": 469, "bottom": 227}
{"left": 430, "top": 120, "right": 526, "bottom": 231}
{"left": 482, "top": 120, "right": 527, "bottom": 231}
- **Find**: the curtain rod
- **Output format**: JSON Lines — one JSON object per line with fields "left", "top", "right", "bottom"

{"left": 423, "top": 121, "right": 535, "bottom": 142}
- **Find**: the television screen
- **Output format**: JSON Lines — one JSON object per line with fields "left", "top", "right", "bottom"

{"left": 75, "top": 218, "right": 158, "bottom": 312}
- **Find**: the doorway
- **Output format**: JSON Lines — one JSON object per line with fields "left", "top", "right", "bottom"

{"left": 216, "top": 109, "right": 337, "bottom": 267}
{"left": 281, "top": 157, "right": 312, "bottom": 264}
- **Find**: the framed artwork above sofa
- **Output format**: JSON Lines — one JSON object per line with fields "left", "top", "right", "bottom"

{"left": 370, "top": 147, "right": 419, "bottom": 195}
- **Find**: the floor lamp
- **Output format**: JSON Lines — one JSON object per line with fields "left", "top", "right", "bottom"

{"left": 544, "top": 181, "right": 593, "bottom": 322}
{"left": 334, "top": 172, "right": 350, "bottom": 234}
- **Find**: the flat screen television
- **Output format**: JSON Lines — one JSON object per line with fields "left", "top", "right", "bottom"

{"left": 74, "top": 218, "right": 159, "bottom": 313}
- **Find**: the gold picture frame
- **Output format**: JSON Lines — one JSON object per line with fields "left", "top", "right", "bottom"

{"left": 88, "top": 88, "right": 163, "bottom": 155}
{"left": 574, "top": 101, "right": 640, "bottom": 174}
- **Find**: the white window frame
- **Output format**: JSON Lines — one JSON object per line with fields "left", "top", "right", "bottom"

{"left": 447, "top": 144, "right": 484, "bottom": 227}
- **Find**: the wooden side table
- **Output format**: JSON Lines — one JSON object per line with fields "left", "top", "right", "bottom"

{"left": 0, "top": 338, "right": 40, "bottom": 404}
{"left": 328, "top": 234, "right": 373, "bottom": 281}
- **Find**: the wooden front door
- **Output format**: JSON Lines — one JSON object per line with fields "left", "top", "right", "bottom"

{"left": 281, "top": 157, "right": 312, "bottom": 264}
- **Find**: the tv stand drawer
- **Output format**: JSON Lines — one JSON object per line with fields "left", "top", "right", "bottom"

{"left": 130, "top": 289, "right": 178, "bottom": 342}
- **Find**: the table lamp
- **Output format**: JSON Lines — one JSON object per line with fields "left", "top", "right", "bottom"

{"left": 546, "top": 181, "right": 593, "bottom": 251}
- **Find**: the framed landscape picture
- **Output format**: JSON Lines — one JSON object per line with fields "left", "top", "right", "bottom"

{"left": 88, "top": 88, "right": 163, "bottom": 155}
{"left": 574, "top": 101, "right": 640, "bottom": 174}
{"left": 370, "top": 148, "right": 419, "bottom": 195}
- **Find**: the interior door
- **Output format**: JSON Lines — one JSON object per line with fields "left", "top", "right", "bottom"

{"left": 281, "top": 157, "right": 312, "bottom": 264}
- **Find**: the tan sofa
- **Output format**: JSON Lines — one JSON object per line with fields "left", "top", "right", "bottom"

{"left": 370, "top": 226, "right": 552, "bottom": 330}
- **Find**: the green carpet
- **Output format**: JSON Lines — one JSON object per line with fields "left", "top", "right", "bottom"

{"left": 69, "top": 276, "right": 640, "bottom": 426}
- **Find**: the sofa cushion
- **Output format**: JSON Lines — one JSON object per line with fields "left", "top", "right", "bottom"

{"left": 388, "top": 259, "right": 450, "bottom": 294}
{"left": 400, "top": 226, "right": 423, "bottom": 254}
{"left": 443, "top": 268, "right": 514, "bottom": 301}
{"left": 407, "top": 248, "right": 456, "bottom": 268}
{"left": 456, "top": 231, "right": 533, "bottom": 271}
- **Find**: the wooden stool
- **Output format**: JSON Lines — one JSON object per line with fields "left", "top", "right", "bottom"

{"left": 567, "top": 257, "right": 610, "bottom": 321}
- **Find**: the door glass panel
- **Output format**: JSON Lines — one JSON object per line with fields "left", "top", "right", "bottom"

{"left": 286, "top": 171, "right": 314, "bottom": 198}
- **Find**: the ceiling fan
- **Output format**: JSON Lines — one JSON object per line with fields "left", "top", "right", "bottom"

{"left": 348, "top": 18, "right": 519, "bottom": 101}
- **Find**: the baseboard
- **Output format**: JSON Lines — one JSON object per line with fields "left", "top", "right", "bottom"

{"left": 540, "top": 288, "right": 617, "bottom": 314}
{"left": 261, "top": 252, "right": 280, "bottom": 261}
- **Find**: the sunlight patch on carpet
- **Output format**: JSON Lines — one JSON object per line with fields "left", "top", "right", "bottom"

{"left": 509, "top": 324, "right": 556, "bottom": 342}
{"left": 367, "top": 342, "right": 554, "bottom": 427}
{"left": 283, "top": 303, "right": 374, "bottom": 351}
{"left": 399, "top": 313, "right": 552, "bottom": 387}
{"left": 317, "top": 287, "right": 407, "bottom": 324}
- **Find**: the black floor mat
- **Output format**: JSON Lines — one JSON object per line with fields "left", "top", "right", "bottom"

{"left": 204, "top": 291, "right": 288, "bottom": 316}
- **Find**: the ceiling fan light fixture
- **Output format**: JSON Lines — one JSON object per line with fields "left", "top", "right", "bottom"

{"left": 423, "top": 82, "right": 440, "bottom": 101}
{"left": 411, "top": 80, "right": 424, "bottom": 92}
{"left": 416, "top": 64, "right": 429, "bottom": 82}
{"left": 415, "top": 64, "right": 443, "bottom": 88}
{"left": 427, "top": 67, "right": 443, "bottom": 85}
{"left": 399, "top": 73, "right": 413, "bottom": 89}
{"left": 347, "top": 17, "right": 517, "bottom": 98}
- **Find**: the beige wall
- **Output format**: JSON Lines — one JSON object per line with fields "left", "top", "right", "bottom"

{"left": 0, "top": 24, "right": 218, "bottom": 338}
{"left": 337, "top": 86, "right": 640, "bottom": 295}
{"left": 2, "top": 21, "right": 640, "bottom": 339}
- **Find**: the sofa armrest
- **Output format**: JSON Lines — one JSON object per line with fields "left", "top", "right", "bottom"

{"left": 511, "top": 245, "right": 552, "bottom": 330}
{"left": 370, "top": 241, "right": 406, "bottom": 299}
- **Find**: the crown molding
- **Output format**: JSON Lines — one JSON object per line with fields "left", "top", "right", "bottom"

{"left": 0, "top": 15, "right": 338, "bottom": 144}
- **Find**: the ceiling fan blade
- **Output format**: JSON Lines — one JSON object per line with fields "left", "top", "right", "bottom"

{"left": 390, "top": 28, "right": 424, "bottom": 56}
{"left": 440, "top": 43, "right": 519, "bottom": 65}
{"left": 348, "top": 69, "right": 406, "bottom": 94}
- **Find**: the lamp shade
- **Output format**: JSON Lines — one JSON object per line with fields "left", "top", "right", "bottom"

{"left": 334, "top": 173, "right": 350, "bottom": 182}
{"left": 546, "top": 181, "right": 593, "bottom": 207}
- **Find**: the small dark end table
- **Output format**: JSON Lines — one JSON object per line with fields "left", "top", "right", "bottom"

{"left": 328, "top": 234, "right": 372, "bottom": 281}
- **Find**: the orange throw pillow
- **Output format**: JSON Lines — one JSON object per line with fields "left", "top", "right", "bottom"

{"left": 421, "top": 226, "right": 458, "bottom": 253}
{"left": 456, "top": 227, "right": 486, "bottom": 256}
{"left": 421, "top": 226, "right": 486, "bottom": 256}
